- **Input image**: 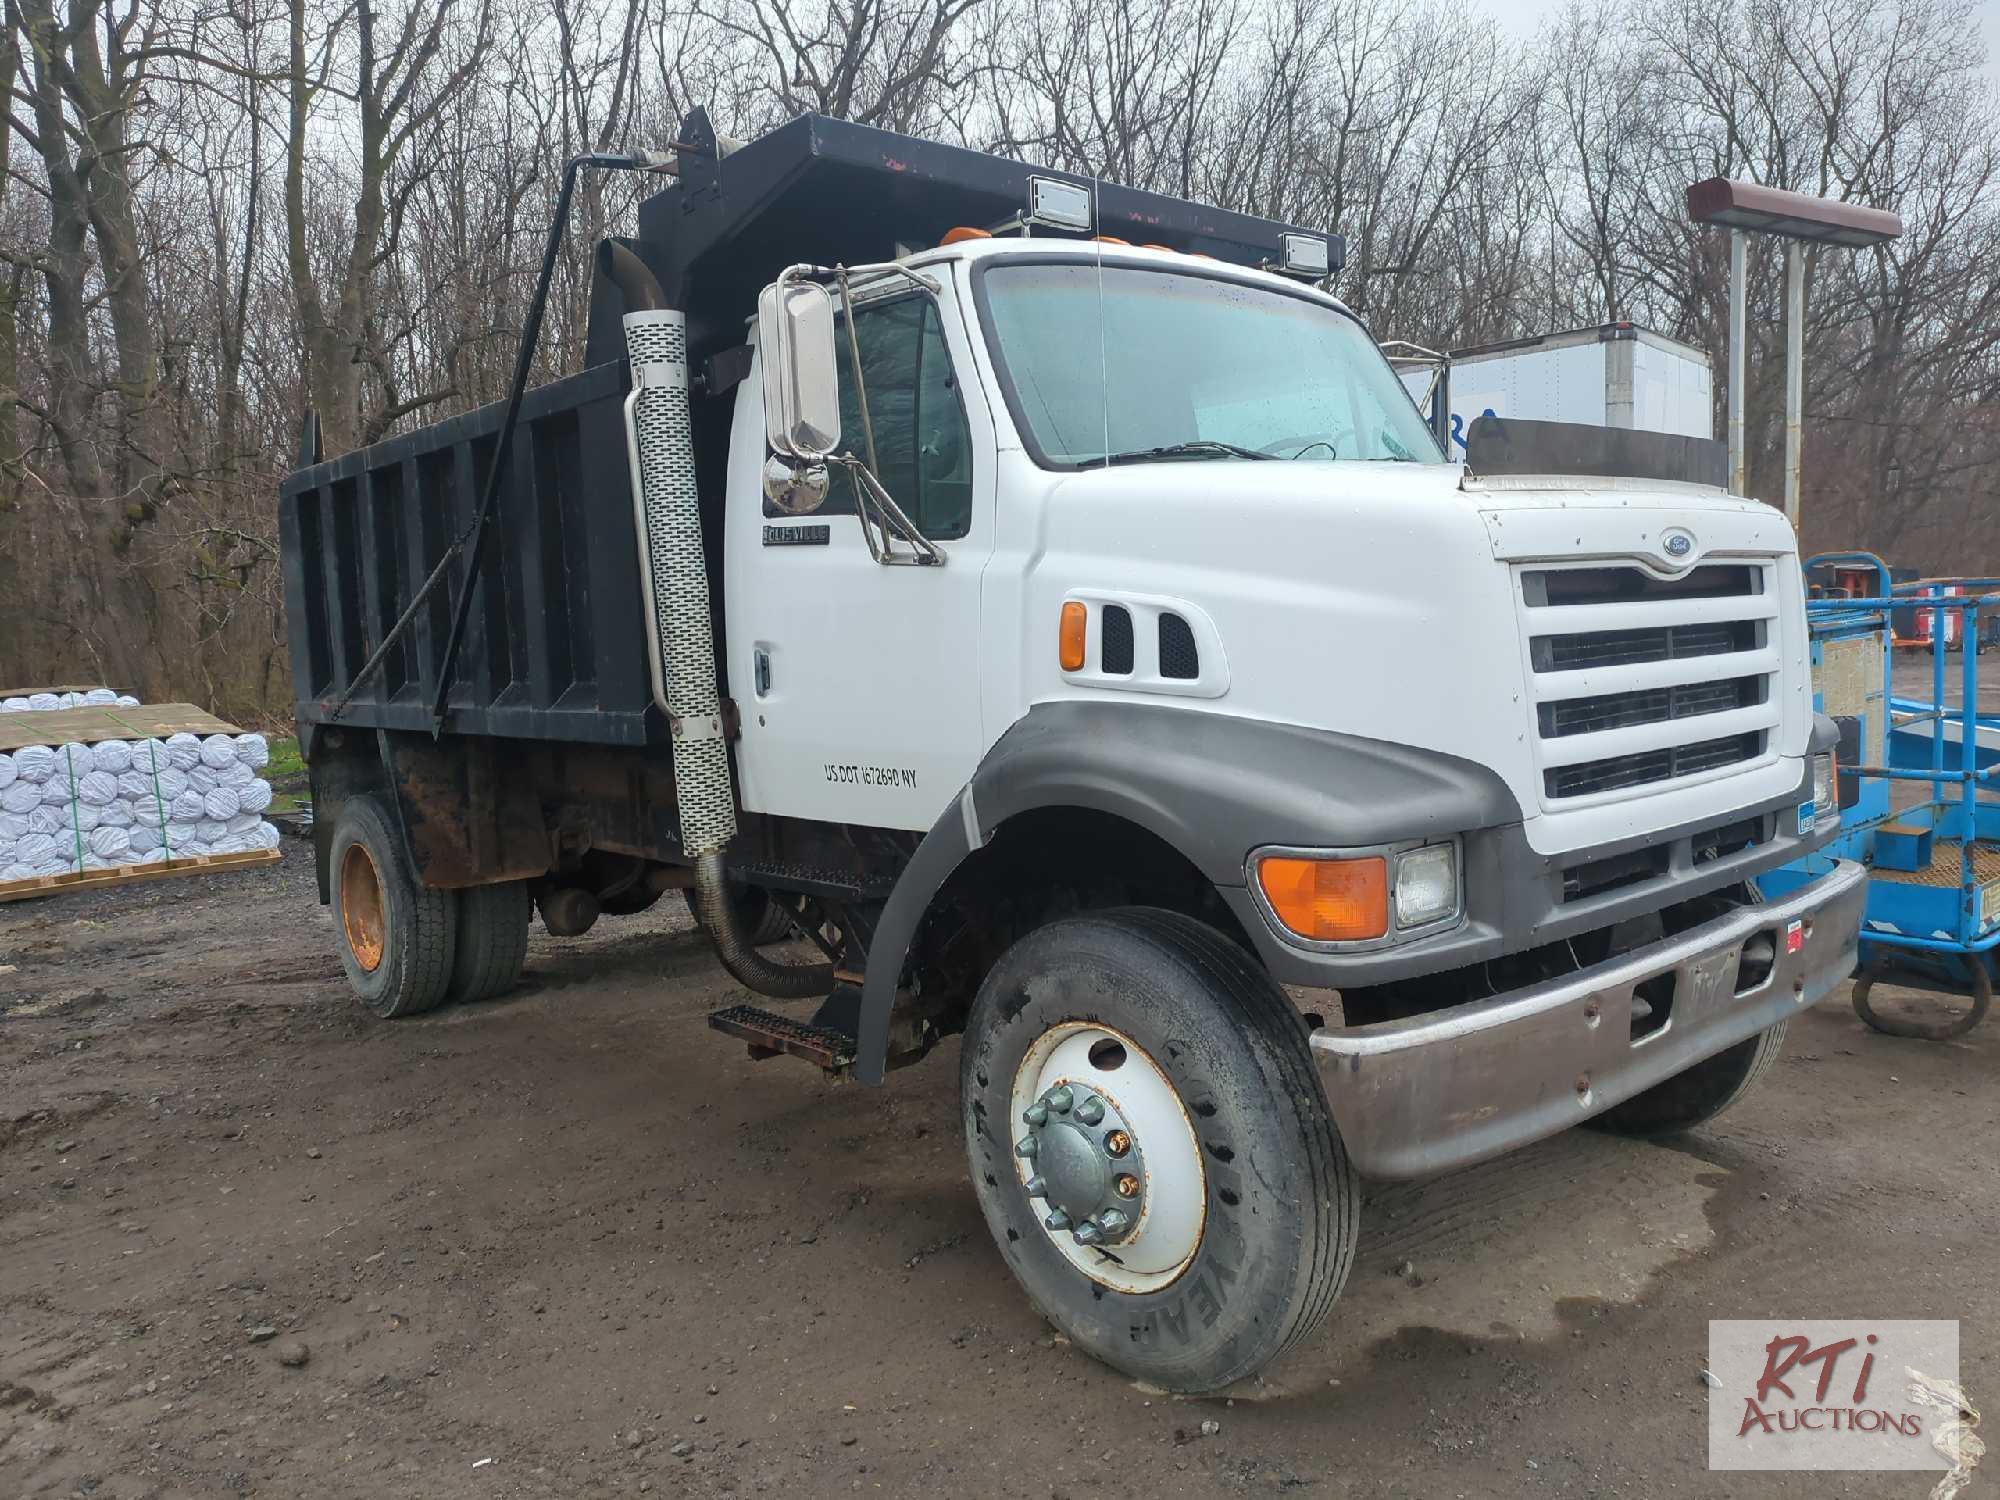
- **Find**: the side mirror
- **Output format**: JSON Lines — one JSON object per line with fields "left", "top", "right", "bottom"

{"left": 757, "top": 279, "right": 841, "bottom": 460}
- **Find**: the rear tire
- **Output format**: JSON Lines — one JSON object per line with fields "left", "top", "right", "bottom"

{"left": 448, "top": 881, "right": 531, "bottom": 1003}
{"left": 1588, "top": 1022, "right": 1787, "bottom": 1137}
{"left": 960, "top": 908, "right": 1357, "bottom": 1394}
{"left": 328, "top": 794, "right": 456, "bottom": 1019}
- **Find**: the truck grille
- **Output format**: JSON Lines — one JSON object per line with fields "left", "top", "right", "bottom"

{"left": 1520, "top": 562, "right": 1779, "bottom": 804}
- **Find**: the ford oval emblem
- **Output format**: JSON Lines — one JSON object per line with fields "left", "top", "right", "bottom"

{"left": 1662, "top": 530, "right": 1695, "bottom": 560}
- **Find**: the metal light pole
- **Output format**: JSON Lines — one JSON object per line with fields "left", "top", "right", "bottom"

{"left": 1685, "top": 178, "right": 1902, "bottom": 533}
{"left": 1783, "top": 242, "right": 1805, "bottom": 529}
{"left": 1728, "top": 229, "right": 1747, "bottom": 497}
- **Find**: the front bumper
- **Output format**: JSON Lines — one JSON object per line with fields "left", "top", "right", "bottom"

{"left": 1310, "top": 858, "right": 1866, "bottom": 1179}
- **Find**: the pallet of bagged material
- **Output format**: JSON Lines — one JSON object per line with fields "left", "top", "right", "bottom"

{"left": 0, "top": 846, "right": 281, "bottom": 903}
{"left": 0, "top": 683, "right": 104, "bottom": 699}
{"left": 0, "top": 703, "right": 242, "bottom": 752}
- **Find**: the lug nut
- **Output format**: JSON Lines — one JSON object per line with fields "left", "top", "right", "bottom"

{"left": 1105, "top": 1130, "right": 1131, "bottom": 1157}
{"left": 1046, "top": 1085, "right": 1075, "bottom": 1114}
{"left": 1023, "top": 1103, "right": 1048, "bottom": 1127}
{"left": 1024, "top": 1175, "right": 1047, "bottom": 1197}
{"left": 1072, "top": 1221, "right": 1103, "bottom": 1246}
{"left": 1114, "top": 1173, "right": 1140, "bottom": 1198}
{"left": 1075, "top": 1096, "right": 1105, "bottom": 1126}
{"left": 1015, "top": 1136, "right": 1038, "bottom": 1159}
{"left": 1044, "top": 1209, "right": 1071, "bottom": 1231}
{"left": 1098, "top": 1209, "right": 1129, "bottom": 1235}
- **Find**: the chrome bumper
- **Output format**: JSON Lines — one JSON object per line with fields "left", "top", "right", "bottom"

{"left": 1310, "top": 859, "right": 1867, "bottom": 1179}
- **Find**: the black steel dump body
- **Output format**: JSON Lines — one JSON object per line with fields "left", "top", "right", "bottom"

{"left": 279, "top": 362, "right": 657, "bottom": 748}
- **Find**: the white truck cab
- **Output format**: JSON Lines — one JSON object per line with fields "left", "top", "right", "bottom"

{"left": 286, "top": 109, "right": 1864, "bottom": 1396}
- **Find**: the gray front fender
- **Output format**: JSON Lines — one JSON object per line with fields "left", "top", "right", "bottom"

{"left": 852, "top": 702, "right": 1518, "bottom": 1083}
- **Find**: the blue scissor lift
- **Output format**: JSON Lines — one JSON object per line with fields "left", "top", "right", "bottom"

{"left": 1758, "top": 552, "right": 1996, "bottom": 1039}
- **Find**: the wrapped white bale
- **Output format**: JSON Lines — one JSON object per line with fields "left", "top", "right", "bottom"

{"left": 0, "top": 863, "right": 34, "bottom": 880}
{"left": 13, "top": 744, "right": 54, "bottom": 783}
{"left": 72, "top": 803, "right": 100, "bottom": 833}
{"left": 116, "top": 694, "right": 140, "bottom": 708}
{"left": 92, "top": 738, "right": 133, "bottom": 774}
{"left": 187, "top": 763, "right": 220, "bottom": 797}
{"left": 128, "top": 823, "right": 160, "bottom": 854}
{"left": 234, "top": 733, "right": 270, "bottom": 770}
{"left": 0, "top": 810, "right": 28, "bottom": 838}
{"left": 27, "top": 805, "right": 64, "bottom": 835}
{"left": 57, "top": 741, "right": 96, "bottom": 775}
{"left": 1, "top": 781, "right": 38, "bottom": 814}
{"left": 129, "top": 846, "right": 165, "bottom": 864}
{"left": 170, "top": 790, "right": 204, "bottom": 823}
{"left": 166, "top": 820, "right": 199, "bottom": 849}
{"left": 247, "top": 821, "right": 281, "bottom": 851}
{"left": 225, "top": 810, "right": 260, "bottom": 836}
{"left": 88, "top": 826, "right": 131, "bottom": 863}
{"left": 203, "top": 785, "right": 241, "bottom": 821}
{"left": 238, "top": 778, "right": 273, "bottom": 813}
{"left": 162, "top": 733, "right": 200, "bottom": 771}
{"left": 27, "top": 692, "right": 59, "bottom": 711}
{"left": 0, "top": 752, "right": 13, "bottom": 789}
{"left": 15, "top": 832, "right": 58, "bottom": 867}
{"left": 98, "top": 801, "right": 133, "bottom": 828}
{"left": 83, "top": 688, "right": 117, "bottom": 706}
{"left": 198, "top": 734, "right": 237, "bottom": 770}
{"left": 39, "top": 779, "right": 70, "bottom": 806}
{"left": 76, "top": 769, "right": 119, "bottom": 805}
{"left": 2, "top": 696, "right": 27, "bottom": 711}
{"left": 195, "top": 818, "right": 229, "bottom": 844}
{"left": 116, "top": 760, "right": 187, "bottom": 803}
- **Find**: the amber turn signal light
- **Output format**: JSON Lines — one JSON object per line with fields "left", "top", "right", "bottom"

{"left": 1059, "top": 601, "right": 1088, "bottom": 671}
{"left": 1257, "top": 855, "right": 1388, "bottom": 942}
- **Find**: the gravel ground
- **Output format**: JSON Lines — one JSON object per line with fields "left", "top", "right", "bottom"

{"left": 2, "top": 841, "right": 1995, "bottom": 1498}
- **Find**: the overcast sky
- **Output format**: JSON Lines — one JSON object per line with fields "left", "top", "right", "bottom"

{"left": 1481, "top": 0, "right": 2000, "bottom": 86}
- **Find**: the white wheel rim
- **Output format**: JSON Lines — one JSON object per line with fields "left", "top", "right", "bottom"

{"left": 1009, "top": 1022, "right": 1206, "bottom": 1294}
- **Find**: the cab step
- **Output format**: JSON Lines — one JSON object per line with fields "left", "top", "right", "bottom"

{"left": 708, "top": 1004, "right": 857, "bottom": 1070}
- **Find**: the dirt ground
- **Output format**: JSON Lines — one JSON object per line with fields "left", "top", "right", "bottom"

{"left": 3, "top": 842, "right": 1995, "bottom": 1499}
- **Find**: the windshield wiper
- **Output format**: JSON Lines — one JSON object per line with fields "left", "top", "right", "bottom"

{"left": 1102, "top": 440, "right": 1273, "bottom": 465}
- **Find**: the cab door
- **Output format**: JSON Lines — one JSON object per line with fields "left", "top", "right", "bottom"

{"left": 725, "top": 272, "right": 995, "bottom": 832}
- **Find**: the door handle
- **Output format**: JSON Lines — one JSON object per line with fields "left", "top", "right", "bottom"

{"left": 754, "top": 647, "right": 772, "bottom": 697}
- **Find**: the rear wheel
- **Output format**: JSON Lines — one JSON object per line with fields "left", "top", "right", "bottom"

{"left": 1589, "top": 1023, "right": 1787, "bottom": 1136}
{"left": 961, "top": 908, "right": 1357, "bottom": 1393}
{"left": 448, "top": 881, "right": 531, "bottom": 1003}
{"left": 329, "top": 795, "right": 456, "bottom": 1019}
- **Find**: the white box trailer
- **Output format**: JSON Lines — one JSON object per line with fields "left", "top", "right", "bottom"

{"left": 1396, "top": 322, "right": 1714, "bottom": 458}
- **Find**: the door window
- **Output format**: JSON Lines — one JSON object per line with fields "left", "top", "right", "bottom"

{"left": 764, "top": 295, "right": 973, "bottom": 540}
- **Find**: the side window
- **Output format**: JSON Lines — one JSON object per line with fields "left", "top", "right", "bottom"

{"left": 810, "top": 295, "right": 973, "bottom": 541}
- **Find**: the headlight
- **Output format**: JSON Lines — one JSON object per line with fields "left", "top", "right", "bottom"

{"left": 1393, "top": 842, "right": 1459, "bottom": 929}
{"left": 1812, "top": 752, "right": 1835, "bottom": 818}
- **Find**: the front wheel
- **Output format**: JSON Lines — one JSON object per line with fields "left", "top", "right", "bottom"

{"left": 961, "top": 908, "right": 1357, "bottom": 1393}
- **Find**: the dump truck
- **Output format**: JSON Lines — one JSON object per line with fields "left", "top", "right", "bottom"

{"left": 279, "top": 108, "right": 1865, "bottom": 1393}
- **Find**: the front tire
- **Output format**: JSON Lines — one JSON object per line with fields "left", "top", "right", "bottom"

{"left": 1588, "top": 1022, "right": 1787, "bottom": 1136}
{"left": 328, "top": 794, "right": 457, "bottom": 1019}
{"left": 960, "top": 908, "right": 1357, "bottom": 1393}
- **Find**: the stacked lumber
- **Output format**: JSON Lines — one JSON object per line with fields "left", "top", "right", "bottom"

{"left": 0, "top": 701, "right": 282, "bottom": 898}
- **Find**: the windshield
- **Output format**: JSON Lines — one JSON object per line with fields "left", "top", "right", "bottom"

{"left": 980, "top": 262, "right": 1443, "bottom": 467}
